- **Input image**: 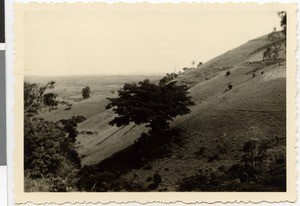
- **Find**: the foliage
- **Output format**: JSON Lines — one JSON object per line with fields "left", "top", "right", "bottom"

{"left": 106, "top": 79, "right": 194, "bottom": 133}
{"left": 24, "top": 81, "right": 81, "bottom": 191}
{"left": 73, "top": 115, "right": 87, "bottom": 123}
{"left": 147, "top": 173, "right": 162, "bottom": 190}
{"left": 24, "top": 118, "right": 67, "bottom": 177}
{"left": 178, "top": 139, "right": 286, "bottom": 192}
{"left": 263, "top": 45, "right": 280, "bottom": 62}
{"left": 82, "top": 86, "right": 91, "bottom": 99}
{"left": 24, "top": 81, "right": 56, "bottom": 115}
{"left": 134, "top": 128, "right": 183, "bottom": 162}
{"left": 278, "top": 11, "right": 287, "bottom": 34}
{"left": 159, "top": 73, "right": 178, "bottom": 85}
{"left": 77, "top": 128, "right": 184, "bottom": 192}
{"left": 59, "top": 116, "right": 86, "bottom": 143}
{"left": 43, "top": 93, "right": 58, "bottom": 106}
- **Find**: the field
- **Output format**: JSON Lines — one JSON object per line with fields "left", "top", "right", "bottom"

{"left": 25, "top": 32, "right": 287, "bottom": 192}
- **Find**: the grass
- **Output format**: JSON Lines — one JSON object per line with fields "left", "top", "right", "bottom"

{"left": 26, "top": 33, "right": 286, "bottom": 192}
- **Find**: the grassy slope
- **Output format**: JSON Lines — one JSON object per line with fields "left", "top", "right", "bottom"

{"left": 82, "top": 32, "right": 286, "bottom": 191}
{"left": 33, "top": 32, "right": 286, "bottom": 191}
{"left": 177, "top": 32, "right": 284, "bottom": 85}
{"left": 76, "top": 111, "right": 148, "bottom": 165}
{"left": 34, "top": 76, "right": 160, "bottom": 165}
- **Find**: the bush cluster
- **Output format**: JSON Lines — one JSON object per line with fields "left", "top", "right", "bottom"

{"left": 24, "top": 81, "right": 81, "bottom": 192}
{"left": 178, "top": 139, "right": 286, "bottom": 192}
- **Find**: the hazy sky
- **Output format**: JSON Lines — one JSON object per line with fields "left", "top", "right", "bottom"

{"left": 23, "top": 4, "right": 281, "bottom": 76}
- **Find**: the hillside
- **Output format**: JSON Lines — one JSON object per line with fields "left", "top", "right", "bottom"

{"left": 76, "top": 32, "right": 287, "bottom": 191}
{"left": 33, "top": 32, "right": 286, "bottom": 191}
{"left": 177, "top": 32, "right": 285, "bottom": 86}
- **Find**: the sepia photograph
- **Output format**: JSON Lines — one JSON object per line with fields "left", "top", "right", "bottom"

{"left": 13, "top": 2, "right": 297, "bottom": 204}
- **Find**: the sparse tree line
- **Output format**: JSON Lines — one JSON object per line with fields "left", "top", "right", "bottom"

{"left": 263, "top": 45, "right": 280, "bottom": 62}
{"left": 262, "top": 11, "right": 286, "bottom": 63}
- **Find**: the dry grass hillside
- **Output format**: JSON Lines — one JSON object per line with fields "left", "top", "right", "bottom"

{"left": 177, "top": 32, "right": 285, "bottom": 86}
{"left": 77, "top": 32, "right": 286, "bottom": 191}
{"left": 28, "top": 31, "right": 286, "bottom": 191}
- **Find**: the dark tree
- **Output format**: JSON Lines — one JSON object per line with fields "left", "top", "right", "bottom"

{"left": 82, "top": 86, "right": 91, "bottom": 99}
{"left": 278, "top": 11, "right": 287, "bottom": 34}
{"left": 24, "top": 81, "right": 56, "bottom": 115}
{"left": 106, "top": 79, "right": 194, "bottom": 133}
{"left": 43, "top": 93, "right": 58, "bottom": 106}
{"left": 197, "top": 62, "right": 203, "bottom": 67}
{"left": 59, "top": 116, "right": 86, "bottom": 143}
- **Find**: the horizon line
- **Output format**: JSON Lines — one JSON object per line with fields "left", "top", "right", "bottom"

{"left": 24, "top": 73, "right": 165, "bottom": 77}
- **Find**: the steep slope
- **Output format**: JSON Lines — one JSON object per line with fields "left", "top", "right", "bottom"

{"left": 177, "top": 32, "right": 285, "bottom": 86}
{"left": 115, "top": 58, "right": 286, "bottom": 191}
{"left": 76, "top": 110, "right": 148, "bottom": 165}
{"left": 78, "top": 32, "right": 286, "bottom": 191}
{"left": 77, "top": 32, "right": 286, "bottom": 167}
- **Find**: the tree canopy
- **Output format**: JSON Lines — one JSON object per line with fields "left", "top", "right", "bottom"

{"left": 82, "top": 86, "right": 91, "bottom": 99}
{"left": 24, "top": 81, "right": 81, "bottom": 191}
{"left": 278, "top": 11, "right": 286, "bottom": 34}
{"left": 24, "top": 81, "right": 56, "bottom": 115}
{"left": 106, "top": 79, "right": 194, "bottom": 133}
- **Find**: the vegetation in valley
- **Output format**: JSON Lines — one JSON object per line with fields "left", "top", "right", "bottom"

{"left": 24, "top": 12, "right": 287, "bottom": 192}
{"left": 24, "top": 81, "right": 81, "bottom": 191}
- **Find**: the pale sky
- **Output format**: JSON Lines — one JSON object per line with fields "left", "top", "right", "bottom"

{"left": 23, "top": 4, "right": 282, "bottom": 76}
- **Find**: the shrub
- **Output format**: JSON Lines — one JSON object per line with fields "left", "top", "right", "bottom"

{"left": 177, "top": 137, "right": 286, "bottom": 192}
{"left": 153, "top": 173, "right": 162, "bottom": 184}
{"left": 43, "top": 93, "right": 58, "bottom": 106}
{"left": 59, "top": 116, "right": 86, "bottom": 143}
{"left": 226, "top": 71, "right": 231, "bottom": 76}
{"left": 24, "top": 81, "right": 56, "bottom": 115}
{"left": 24, "top": 81, "right": 81, "bottom": 191}
{"left": 73, "top": 115, "right": 87, "bottom": 123}
{"left": 82, "top": 86, "right": 91, "bottom": 99}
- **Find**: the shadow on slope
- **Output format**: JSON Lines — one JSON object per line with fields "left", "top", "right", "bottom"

{"left": 77, "top": 129, "right": 184, "bottom": 191}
